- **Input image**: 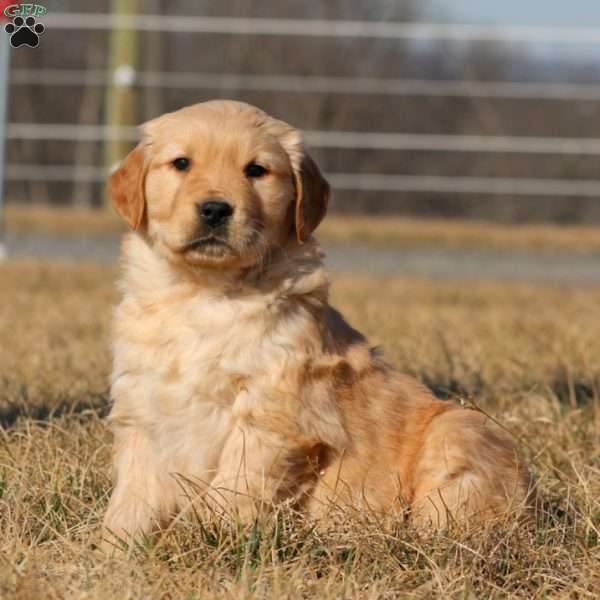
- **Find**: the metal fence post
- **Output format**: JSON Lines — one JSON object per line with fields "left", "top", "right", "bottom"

{"left": 0, "top": 36, "right": 10, "bottom": 259}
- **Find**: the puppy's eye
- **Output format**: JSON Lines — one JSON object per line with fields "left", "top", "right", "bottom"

{"left": 172, "top": 157, "right": 190, "bottom": 171}
{"left": 245, "top": 163, "right": 268, "bottom": 178}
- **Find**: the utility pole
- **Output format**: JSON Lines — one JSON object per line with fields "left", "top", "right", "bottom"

{"left": 103, "top": 0, "right": 139, "bottom": 207}
{"left": 142, "top": 0, "right": 162, "bottom": 120}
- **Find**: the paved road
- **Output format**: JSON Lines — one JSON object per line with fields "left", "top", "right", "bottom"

{"left": 4, "top": 232, "right": 600, "bottom": 285}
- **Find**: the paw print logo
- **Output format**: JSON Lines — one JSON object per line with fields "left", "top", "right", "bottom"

{"left": 4, "top": 15, "right": 45, "bottom": 48}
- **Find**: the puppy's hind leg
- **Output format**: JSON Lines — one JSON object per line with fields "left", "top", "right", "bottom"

{"left": 102, "top": 427, "right": 176, "bottom": 552}
{"left": 409, "top": 408, "right": 531, "bottom": 529}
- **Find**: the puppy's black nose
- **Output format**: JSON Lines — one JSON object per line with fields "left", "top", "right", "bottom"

{"left": 198, "top": 199, "right": 234, "bottom": 228}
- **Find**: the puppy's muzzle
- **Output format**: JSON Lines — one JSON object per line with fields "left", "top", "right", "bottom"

{"left": 197, "top": 198, "right": 234, "bottom": 229}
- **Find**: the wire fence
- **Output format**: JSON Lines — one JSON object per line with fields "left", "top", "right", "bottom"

{"left": 6, "top": 11, "right": 600, "bottom": 214}
{"left": 39, "top": 13, "right": 600, "bottom": 43}
{"left": 13, "top": 69, "right": 600, "bottom": 100}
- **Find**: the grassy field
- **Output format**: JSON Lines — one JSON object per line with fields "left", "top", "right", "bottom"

{"left": 8, "top": 203, "right": 600, "bottom": 254}
{"left": 1, "top": 260, "right": 599, "bottom": 598}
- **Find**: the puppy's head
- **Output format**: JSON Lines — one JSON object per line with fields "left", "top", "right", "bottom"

{"left": 109, "top": 100, "right": 329, "bottom": 269}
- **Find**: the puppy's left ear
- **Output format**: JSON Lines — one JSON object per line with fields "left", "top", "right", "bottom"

{"left": 108, "top": 143, "right": 148, "bottom": 231}
{"left": 280, "top": 129, "right": 330, "bottom": 243}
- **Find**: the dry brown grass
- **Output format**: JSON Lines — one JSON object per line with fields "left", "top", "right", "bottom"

{"left": 4, "top": 205, "right": 125, "bottom": 236}
{"left": 1, "top": 260, "right": 599, "bottom": 598}
{"left": 320, "top": 215, "right": 600, "bottom": 255}
{"left": 7, "top": 204, "right": 600, "bottom": 254}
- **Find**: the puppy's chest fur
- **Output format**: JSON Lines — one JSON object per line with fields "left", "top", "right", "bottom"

{"left": 110, "top": 237, "right": 342, "bottom": 480}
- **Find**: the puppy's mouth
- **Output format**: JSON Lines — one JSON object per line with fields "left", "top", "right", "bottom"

{"left": 172, "top": 228, "right": 263, "bottom": 267}
{"left": 182, "top": 235, "right": 235, "bottom": 257}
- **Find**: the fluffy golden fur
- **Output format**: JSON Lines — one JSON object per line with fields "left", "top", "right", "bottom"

{"left": 103, "top": 100, "right": 531, "bottom": 545}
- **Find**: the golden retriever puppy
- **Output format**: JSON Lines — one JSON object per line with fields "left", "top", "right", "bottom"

{"left": 103, "top": 100, "right": 530, "bottom": 545}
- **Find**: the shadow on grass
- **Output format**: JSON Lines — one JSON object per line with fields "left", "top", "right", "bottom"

{"left": 0, "top": 391, "right": 110, "bottom": 429}
{"left": 419, "top": 374, "right": 485, "bottom": 401}
{"left": 549, "top": 369, "right": 598, "bottom": 408}
{"left": 421, "top": 372, "right": 598, "bottom": 407}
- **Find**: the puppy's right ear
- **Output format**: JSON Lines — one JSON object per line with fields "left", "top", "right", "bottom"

{"left": 108, "top": 144, "right": 147, "bottom": 231}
